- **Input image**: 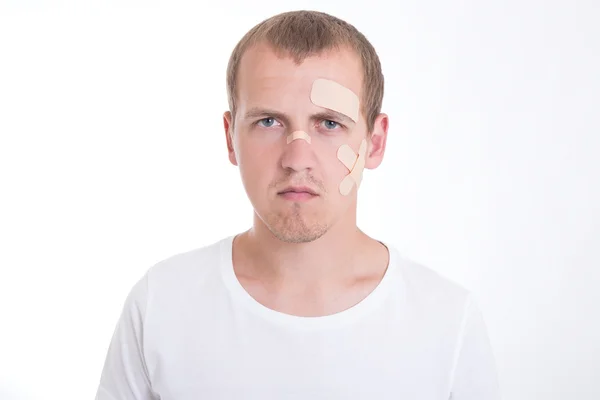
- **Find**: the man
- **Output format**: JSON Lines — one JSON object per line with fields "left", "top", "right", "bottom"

{"left": 95, "top": 10, "right": 501, "bottom": 400}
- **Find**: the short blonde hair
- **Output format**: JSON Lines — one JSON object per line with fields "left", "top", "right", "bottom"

{"left": 226, "top": 10, "right": 385, "bottom": 133}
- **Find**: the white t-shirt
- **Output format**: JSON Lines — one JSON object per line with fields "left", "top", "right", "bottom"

{"left": 95, "top": 235, "right": 501, "bottom": 400}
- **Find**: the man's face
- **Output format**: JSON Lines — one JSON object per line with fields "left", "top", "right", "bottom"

{"left": 224, "top": 42, "right": 368, "bottom": 243}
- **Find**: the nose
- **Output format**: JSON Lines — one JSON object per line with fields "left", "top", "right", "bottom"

{"left": 280, "top": 130, "right": 315, "bottom": 172}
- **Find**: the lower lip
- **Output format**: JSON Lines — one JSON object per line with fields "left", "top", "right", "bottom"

{"left": 279, "top": 192, "right": 317, "bottom": 201}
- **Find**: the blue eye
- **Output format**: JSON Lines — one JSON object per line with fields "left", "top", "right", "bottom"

{"left": 258, "top": 117, "right": 278, "bottom": 127}
{"left": 322, "top": 120, "right": 340, "bottom": 129}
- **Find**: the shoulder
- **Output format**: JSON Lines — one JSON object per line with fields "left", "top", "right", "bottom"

{"left": 389, "top": 247, "right": 474, "bottom": 315}
{"left": 141, "top": 236, "right": 231, "bottom": 296}
{"left": 397, "top": 251, "right": 469, "bottom": 297}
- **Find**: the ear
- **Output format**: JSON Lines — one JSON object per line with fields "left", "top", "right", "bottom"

{"left": 364, "top": 113, "right": 389, "bottom": 170}
{"left": 223, "top": 111, "right": 238, "bottom": 166}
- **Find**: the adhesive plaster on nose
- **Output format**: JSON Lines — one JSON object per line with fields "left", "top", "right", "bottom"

{"left": 338, "top": 139, "right": 367, "bottom": 196}
{"left": 310, "top": 78, "right": 360, "bottom": 123}
{"left": 286, "top": 130, "right": 311, "bottom": 144}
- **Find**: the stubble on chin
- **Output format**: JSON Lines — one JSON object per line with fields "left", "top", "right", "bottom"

{"left": 263, "top": 203, "right": 329, "bottom": 243}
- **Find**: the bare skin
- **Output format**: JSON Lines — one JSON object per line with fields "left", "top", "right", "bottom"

{"left": 223, "top": 41, "right": 390, "bottom": 317}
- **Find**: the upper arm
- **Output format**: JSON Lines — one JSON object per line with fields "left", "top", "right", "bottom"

{"left": 448, "top": 296, "right": 502, "bottom": 400}
{"left": 95, "top": 272, "right": 158, "bottom": 400}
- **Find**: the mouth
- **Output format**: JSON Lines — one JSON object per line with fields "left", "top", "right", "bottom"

{"left": 277, "top": 186, "right": 318, "bottom": 196}
{"left": 277, "top": 186, "right": 319, "bottom": 201}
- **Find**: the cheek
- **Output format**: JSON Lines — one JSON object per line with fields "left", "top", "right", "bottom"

{"left": 238, "top": 145, "right": 277, "bottom": 188}
{"left": 236, "top": 136, "right": 262, "bottom": 166}
{"left": 322, "top": 147, "right": 351, "bottom": 187}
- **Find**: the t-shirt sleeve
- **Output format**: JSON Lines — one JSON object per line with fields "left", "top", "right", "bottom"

{"left": 449, "top": 295, "right": 502, "bottom": 400}
{"left": 95, "top": 272, "right": 158, "bottom": 400}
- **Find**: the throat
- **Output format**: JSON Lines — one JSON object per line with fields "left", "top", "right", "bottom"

{"left": 237, "top": 271, "right": 386, "bottom": 318}
{"left": 231, "top": 231, "right": 390, "bottom": 317}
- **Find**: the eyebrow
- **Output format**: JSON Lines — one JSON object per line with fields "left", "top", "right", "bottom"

{"left": 243, "top": 107, "right": 356, "bottom": 126}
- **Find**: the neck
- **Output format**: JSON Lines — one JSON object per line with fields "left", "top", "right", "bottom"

{"left": 235, "top": 211, "right": 375, "bottom": 290}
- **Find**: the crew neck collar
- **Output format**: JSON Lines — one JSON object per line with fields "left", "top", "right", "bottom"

{"left": 219, "top": 234, "right": 397, "bottom": 330}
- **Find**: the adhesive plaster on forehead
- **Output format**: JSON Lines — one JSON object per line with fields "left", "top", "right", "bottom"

{"left": 286, "top": 130, "right": 311, "bottom": 144}
{"left": 310, "top": 78, "right": 360, "bottom": 123}
{"left": 338, "top": 139, "right": 367, "bottom": 196}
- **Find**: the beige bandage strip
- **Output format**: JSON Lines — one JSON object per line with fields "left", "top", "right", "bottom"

{"left": 338, "top": 139, "right": 367, "bottom": 196}
{"left": 309, "top": 78, "right": 365, "bottom": 195}
{"left": 286, "top": 130, "right": 311, "bottom": 144}
{"left": 310, "top": 78, "right": 360, "bottom": 123}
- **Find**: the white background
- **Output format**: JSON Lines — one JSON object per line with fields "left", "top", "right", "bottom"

{"left": 0, "top": 1, "right": 598, "bottom": 399}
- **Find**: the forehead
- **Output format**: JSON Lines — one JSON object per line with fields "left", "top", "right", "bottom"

{"left": 237, "top": 42, "right": 363, "bottom": 109}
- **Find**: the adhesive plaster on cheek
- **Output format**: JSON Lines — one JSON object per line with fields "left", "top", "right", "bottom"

{"left": 310, "top": 78, "right": 360, "bottom": 123}
{"left": 338, "top": 139, "right": 367, "bottom": 196}
{"left": 337, "top": 145, "right": 357, "bottom": 170}
{"left": 286, "top": 130, "right": 311, "bottom": 144}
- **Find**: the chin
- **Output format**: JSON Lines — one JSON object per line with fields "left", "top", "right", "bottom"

{"left": 270, "top": 226, "right": 328, "bottom": 243}
{"left": 261, "top": 206, "right": 330, "bottom": 243}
